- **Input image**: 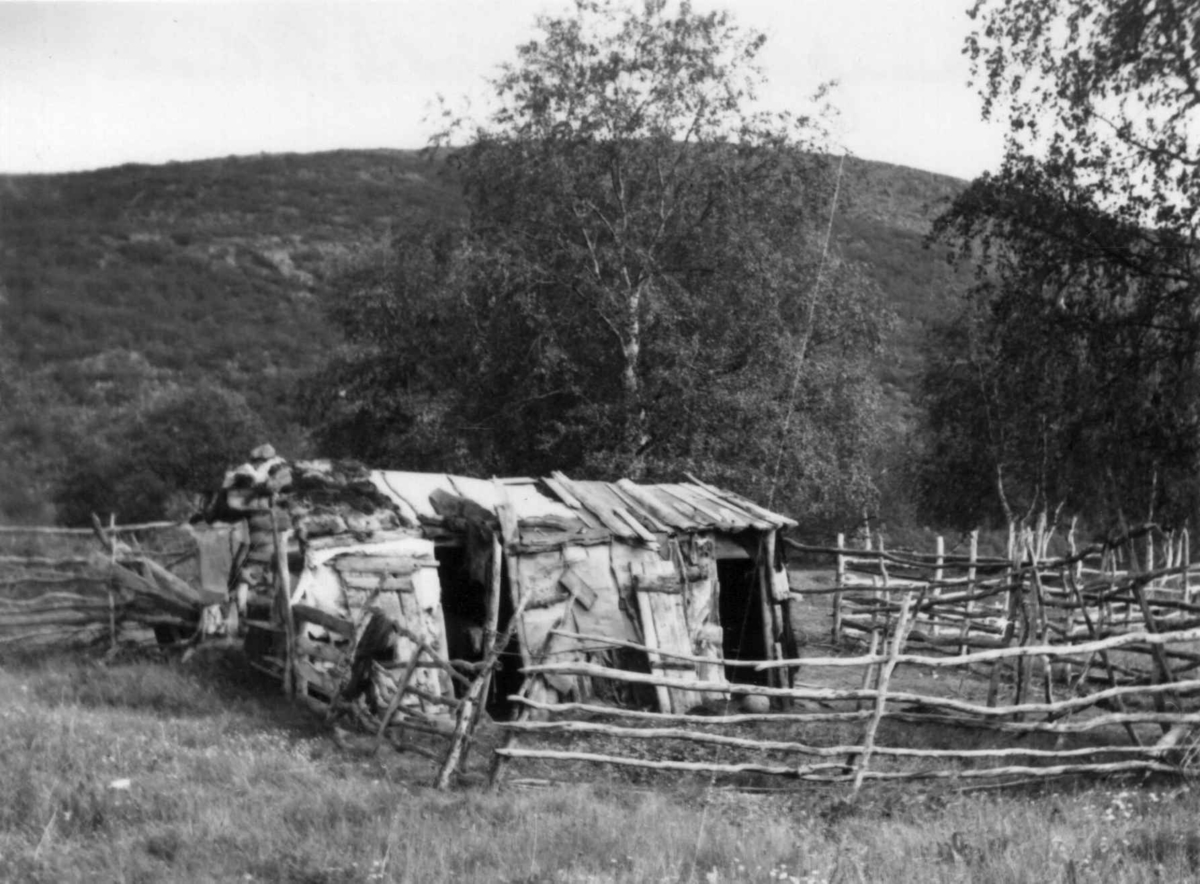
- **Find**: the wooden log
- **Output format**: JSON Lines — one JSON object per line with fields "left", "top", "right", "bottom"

{"left": 833, "top": 532, "right": 845, "bottom": 644}
{"left": 498, "top": 743, "right": 1166, "bottom": 782}
{"left": 1066, "top": 566, "right": 1142, "bottom": 746}
{"left": 851, "top": 591, "right": 914, "bottom": 797}
{"left": 959, "top": 530, "right": 979, "bottom": 654}
{"left": 292, "top": 604, "right": 355, "bottom": 638}
{"left": 0, "top": 610, "right": 126, "bottom": 628}
{"left": 987, "top": 551, "right": 1020, "bottom": 707}
{"left": 0, "top": 521, "right": 176, "bottom": 535}
{"left": 548, "top": 629, "right": 805, "bottom": 672}
{"left": 407, "top": 686, "right": 460, "bottom": 708}
{"left": 372, "top": 642, "right": 428, "bottom": 752}
{"left": 759, "top": 621, "right": 1200, "bottom": 671}
{"left": 271, "top": 505, "right": 295, "bottom": 697}
{"left": 524, "top": 659, "right": 1200, "bottom": 722}
{"left": 498, "top": 719, "right": 1173, "bottom": 761}
{"left": 455, "top": 526, "right": 506, "bottom": 773}
{"left": 438, "top": 542, "right": 537, "bottom": 789}
{"left": 330, "top": 555, "right": 429, "bottom": 575}
{"left": 493, "top": 747, "right": 845, "bottom": 778}
{"left": 1129, "top": 559, "right": 1181, "bottom": 731}
{"left": 103, "top": 559, "right": 201, "bottom": 621}
{"left": 0, "top": 591, "right": 123, "bottom": 608}
{"left": 508, "top": 696, "right": 874, "bottom": 726}
{"left": 822, "top": 760, "right": 1178, "bottom": 783}
{"left": 1025, "top": 538, "right": 1056, "bottom": 709}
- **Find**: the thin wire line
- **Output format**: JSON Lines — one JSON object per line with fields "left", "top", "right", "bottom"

{"left": 686, "top": 154, "right": 846, "bottom": 884}
{"left": 767, "top": 151, "right": 847, "bottom": 510}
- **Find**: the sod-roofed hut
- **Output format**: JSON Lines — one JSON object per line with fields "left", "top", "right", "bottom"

{"left": 210, "top": 452, "right": 797, "bottom": 717}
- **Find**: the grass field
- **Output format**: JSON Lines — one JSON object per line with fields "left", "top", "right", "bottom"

{"left": 3, "top": 641, "right": 1200, "bottom": 884}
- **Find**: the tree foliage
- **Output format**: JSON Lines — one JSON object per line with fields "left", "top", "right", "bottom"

{"left": 310, "top": 0, "right": 887, "bottom": 527}
{"left": 920, "top": 0, "right": 1200, "bottom": 529}
{"left": 54, "top": 384, "right": 266, "bottom": 526}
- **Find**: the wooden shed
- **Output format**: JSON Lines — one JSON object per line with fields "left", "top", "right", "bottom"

{"left": 215, "top": 457, "right": 797, "bottom": 718}
{"left": 363, "top": 470, "right": 799, "bottom": 714}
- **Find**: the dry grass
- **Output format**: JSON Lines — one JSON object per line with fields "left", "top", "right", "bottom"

{"left": 2, "top": 645, "right": 1199, "bottom": 883}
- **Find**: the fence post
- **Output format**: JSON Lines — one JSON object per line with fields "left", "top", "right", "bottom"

{"left": 932, "top": 535, "right": 944, "bottom": 637}
{"left": 833, "top": 532, "right": 845, "bottom": 645}
{"left": 857, "top": 533, "right": 885, "bottom": 708}
{"left": 1184, "top": 528, "right": 1192, "bottom": 605}
{"left": 269, "top": 493, "right": 295, "bottom": 698}
{"left": 987, "top": 541, "right": 1020, "bottom": 707}
{"left": 959, "top": 530, "right": 978, "bottom": 655}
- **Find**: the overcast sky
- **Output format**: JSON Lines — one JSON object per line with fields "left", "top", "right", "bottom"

{"left": 0, "top": 1, "right": 1007, "bottom": 179}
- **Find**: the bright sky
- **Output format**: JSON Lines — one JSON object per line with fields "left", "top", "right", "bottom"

{"left": 0, "top": 1, "right": 1006, "bottom": 180}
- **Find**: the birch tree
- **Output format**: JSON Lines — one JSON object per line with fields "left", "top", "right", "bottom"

{"left": 314, "top": 0, "right": 886, "bottom": 526}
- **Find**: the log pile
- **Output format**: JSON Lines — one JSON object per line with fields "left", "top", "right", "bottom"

{"left": 208, "top": 446, "right": 514, "bottom": 788}
{"left": 210, "top": 445, "right": 414, "bottom": 626}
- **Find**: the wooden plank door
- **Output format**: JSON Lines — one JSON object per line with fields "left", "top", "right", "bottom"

{"left": 631, "top": 555, "right": 706, "bottom": 712}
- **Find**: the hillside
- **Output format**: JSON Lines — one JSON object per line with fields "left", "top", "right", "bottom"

{"left": 0, "top": 150, "right": 969, "bottom": 522}
{"left": 835, "top": 158, "right": 973, "bottom": 420}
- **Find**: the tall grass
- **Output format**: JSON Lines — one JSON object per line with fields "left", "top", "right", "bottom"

{"left": 1, "top": 646, "right": 1198, "bottom": 882}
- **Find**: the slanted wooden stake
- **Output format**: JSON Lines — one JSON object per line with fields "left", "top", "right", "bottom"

{"left": 436, "top": 567, "right": 535, "bottom": 790}
{"left": 1181, "top": 529, "right": 1193, "bottom": 605}
{"left": 1128, "top": 555, "right": 1181, "bottom": 734}
{"left": 372, "top": 641, "right": 428, "bottom": 754}
{"left": 454, "top": 528, "right": 506, "bottom": 772}
{"left": 1065, "top": 566, "right": 1141, "bottom": 746}
{"left": 851, "top": 591, "right": 913, "bottom": 799}
{"left": 987, "top": 547, "right": 1021, "bottom": 707}
{"left": 857, "top": 533, "right": 888, "bottom": 709}
{"left": 270, "top": 495, "right": 295, "bottom": 697}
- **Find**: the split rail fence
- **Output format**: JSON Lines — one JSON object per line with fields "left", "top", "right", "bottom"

{"left": 488, "top": 524, "right": 1200, "bottom": 794}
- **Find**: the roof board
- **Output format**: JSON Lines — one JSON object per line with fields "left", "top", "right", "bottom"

{"left": 368, "top": 469, "right": 793, "bottom": 541}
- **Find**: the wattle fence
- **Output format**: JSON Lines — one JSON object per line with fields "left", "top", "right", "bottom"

{"left": 0, "top": 522, "right": 223, "bottom": 650}
{"left": 487, "top": 524, "right": 1200, "bottom": 794}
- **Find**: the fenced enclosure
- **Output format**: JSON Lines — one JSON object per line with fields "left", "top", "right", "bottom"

{"left": 489, "top": 524, "right": 1200, "bottom": 793}
{"left": 9, "top": 514, "right": 1200, "bottom": 796}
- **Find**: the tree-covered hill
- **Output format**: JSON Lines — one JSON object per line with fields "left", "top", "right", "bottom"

{"left": 835, "top": 158, "right": 973, "bottom": 423}
{"left": 0, "top": 149, "right": 966, "bottom": 524}
{"left": 1, "top": 150, "right": 461, "bottom": 408}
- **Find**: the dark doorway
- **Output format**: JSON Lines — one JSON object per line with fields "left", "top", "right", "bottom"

{"left": 717, "top": 558, "right": 769, "bottom": 686}
{"left": 434, "top": 545, "right": 522, "bottom": 718}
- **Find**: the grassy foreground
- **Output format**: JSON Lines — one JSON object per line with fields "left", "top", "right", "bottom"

{"left": 2, "top": 647, "right": 1199, "bottom": 883}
